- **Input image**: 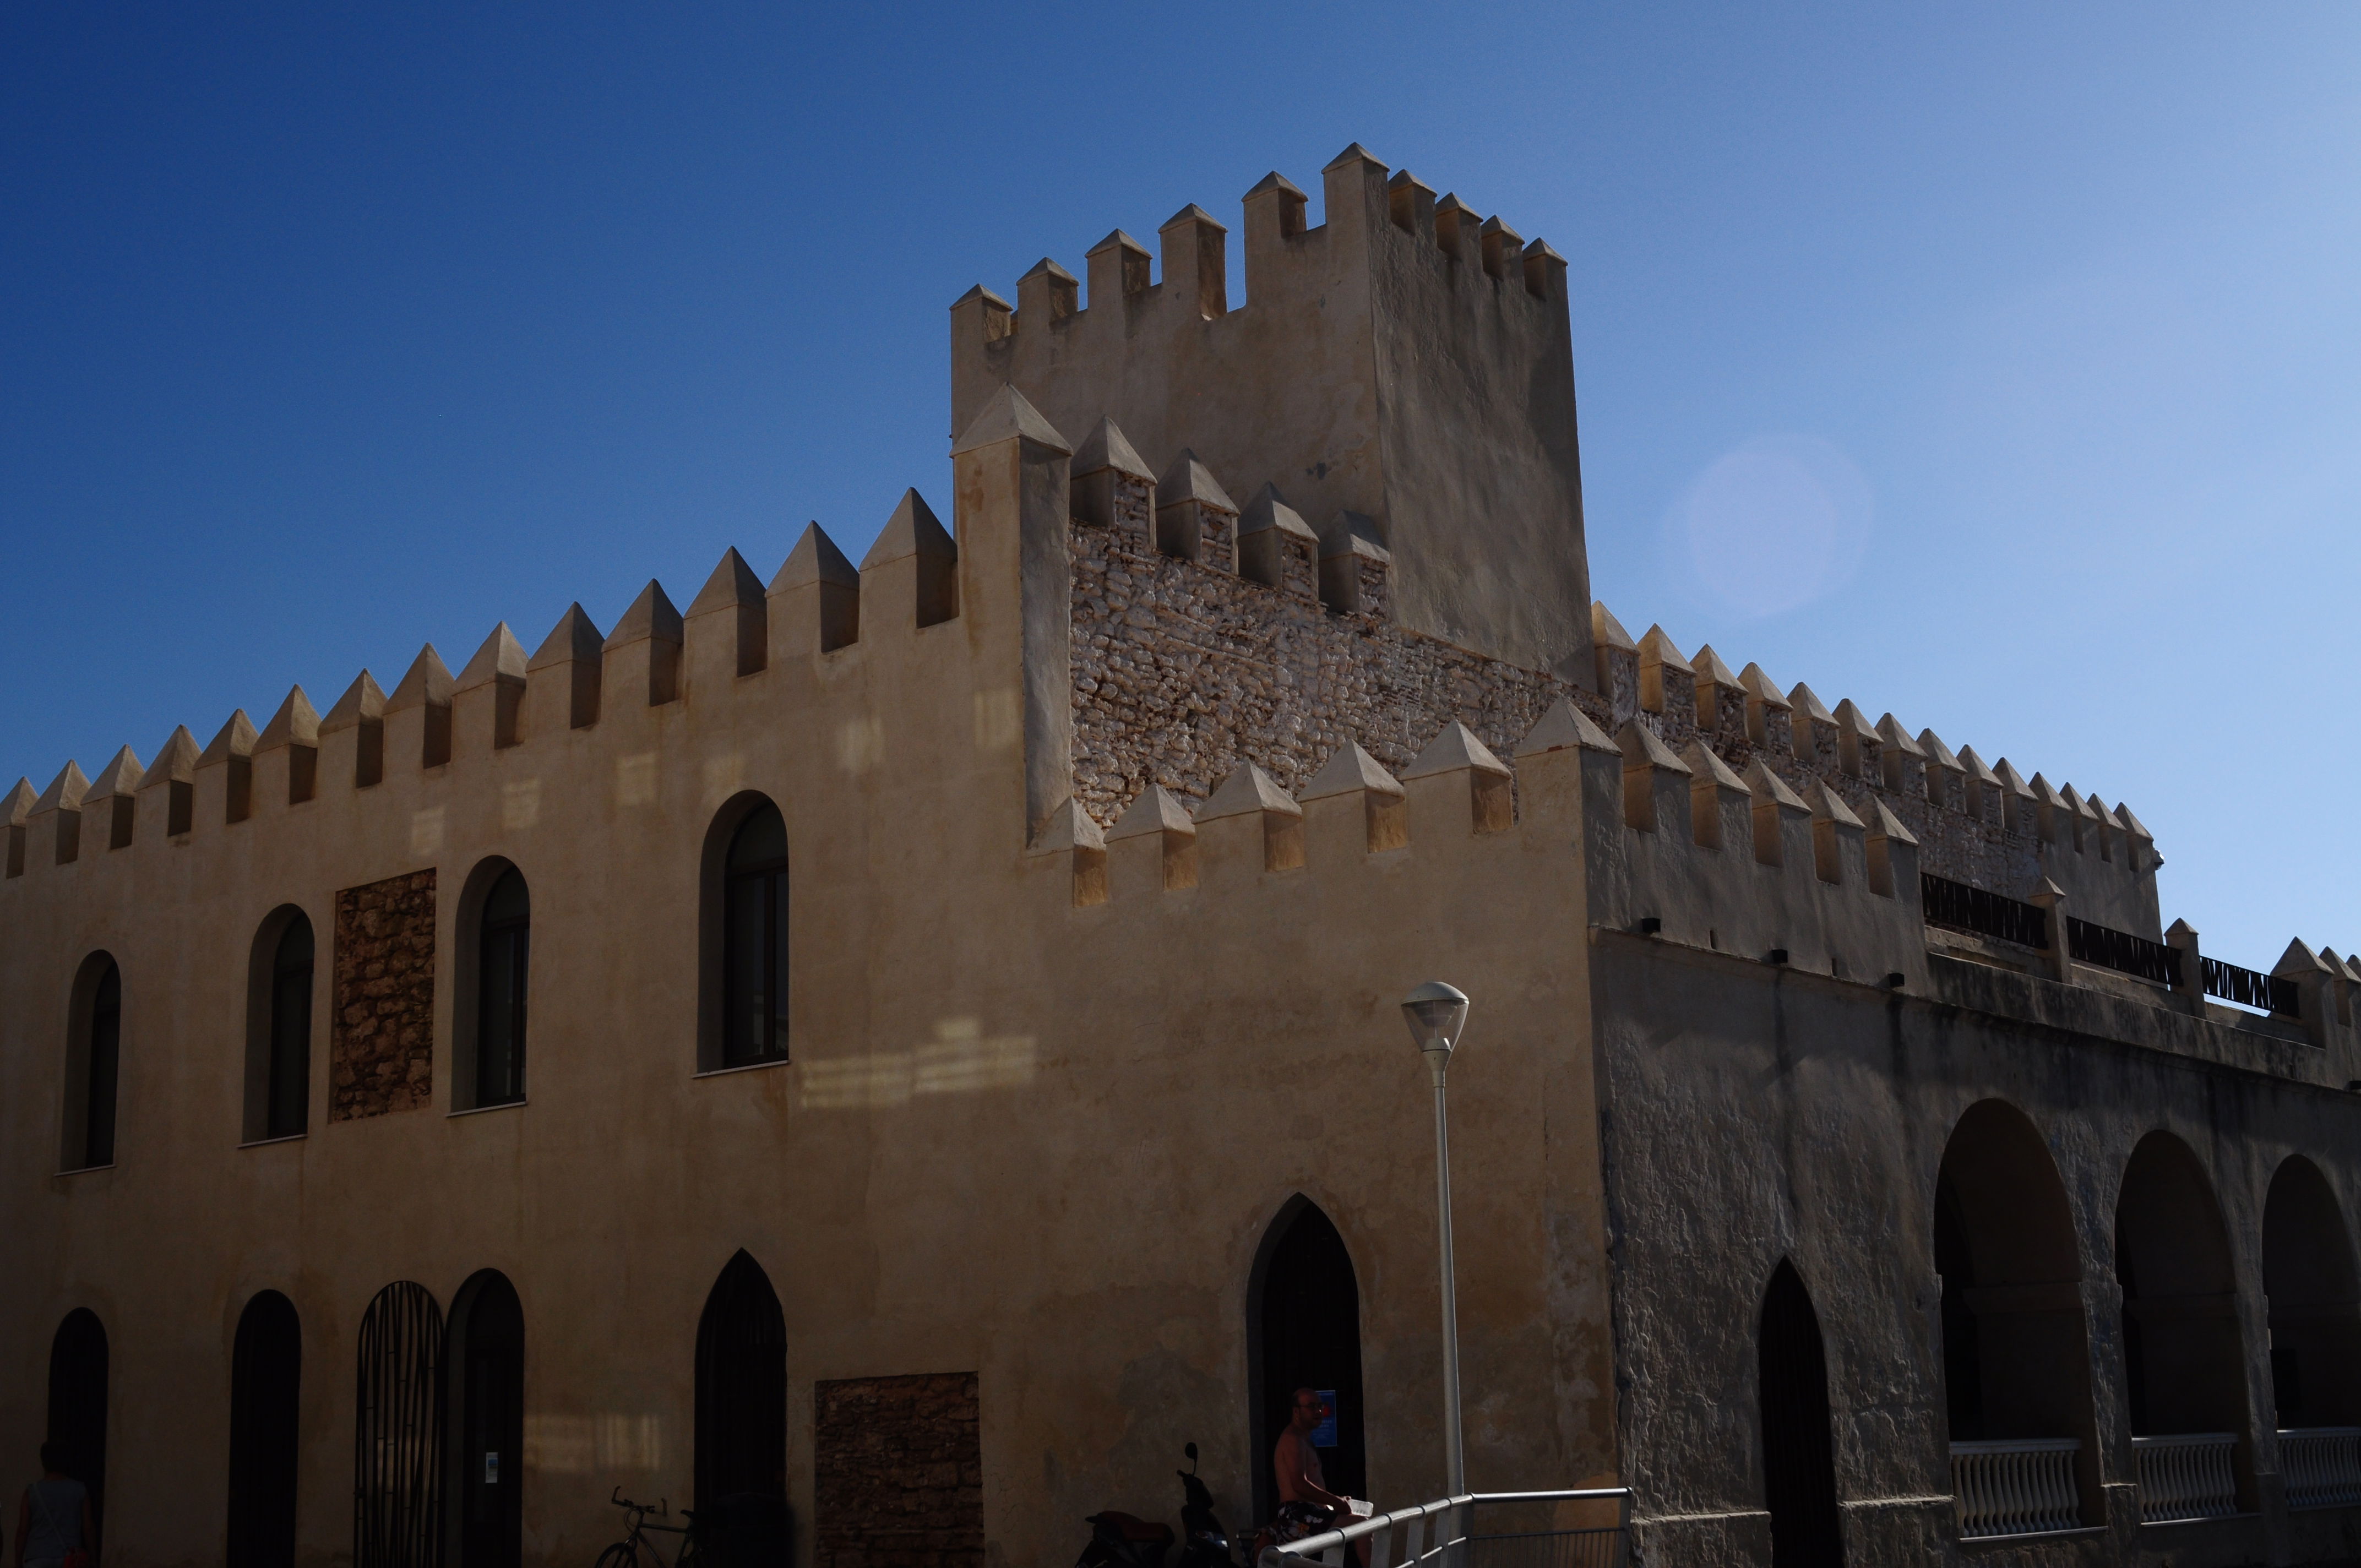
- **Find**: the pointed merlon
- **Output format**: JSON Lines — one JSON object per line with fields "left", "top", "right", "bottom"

{"left": 1739, "top": 663, "right": 1791, "bottom": 710}
{"left": 1787, "top": 683, "right": 1836, "bottom": 725}
{"left": 1682, "top": 738, "right": 1748, "bottom": 793}
{"left": 1325, "top": 142, "right": 1386, "bottom": 173}
{"left": 2276, "top": 938, "right": 2333, "bottom": 978}
{"left": 529, "top": 606, "right": 605, "bottom": 670}
{"left": 1994, "top": 758, "right": 2031, "bottom": 793}
{"left": 2118, "top": 804, "right": 2154, "bottom": 842}
{"left": 1591, "top": 603, "right": 1638, "bottom": 655}
{"left": 1876, "top": 714, "right": 1926, "bottom": 756}
{"left": 1019, "top": 255, "right": 1078, "bottom": 287}
{"left": 1245, "top": 170, "right": 1308, "bottom": 202}
{"left": 861, "top": 489, "right": 956, "bottom": 570}
{"left": 87, "top": 747, "right": 143, "bottom": 798}
{"left": 1319, "top": 511, "right": 1390, "bottom": 564}
{"left": 1, "top": 777, "right": 34, "bottom": 824}
{"left": 2030, "top": 772, "right": 2069, "bottom": 809}
{"left": 1156, "top": 450, "right": 1237, "bottom": 513}
{"left": 255, "top": 686, "right": 320, "bottom": 751}
{"left": 1107, "top": 783, "right": 1197, "bottom": 841}
{"left": 140, "top": 726, "right": 200, "bottom": 786}
{"left": 1639, "top": 624, "right": 1693, "bottom": 674}
{"left": 687, "top": 549, "right": 766, "bottom": 620}
{"left": 1957, "top": 745, "right": 2001, "bottom": 786}
{"left": 951, "top": 382, "right": 1071, "bottom": 456}
{"left": 1071, "top": 417, "right": 1154, "bottom": 482}
{"left": 1029, "top": 797, "right": 1106, "bottom": 854}
{"left": 199, "top": 711, "right": 258, "bottom": 764}
{"left": 949, "top": 284, "right": 1011, "bottom": 313}
{"left": 1691, "top": 644, "right": 1740, "bottom": 689}
{"left": 1514, "top": 698, "right": 1618, "bottom": 757}
{"left": 1403, "top": 721, "right": 1511, "bottom": 780}
{"left": 603, "top": 582, "right": 684, "bottom": 651}
{"left": 1200, "top": 763, "right": 1303, "bottom": 822}
{"left": 386, "top": 645, "right": 456, "bottom": 712}
{"left": 1832, "top": 699, "right": 1878, "bottom": 742}
{"left": 1237, "top": 484, "right": 1318, "bottom": 542}
{"left": 1869, "top": 798, "right": 1919, "bottom": 846}
{"left": 321, "top": 671, "right": 388, "bottom": 732}
{"left": 1744, "top": 758, "right": 1808, "bottom": 812}
{"left": 1160, "top": 202, "right": 1228, "bottom": 235}
{"left": 1917, "top": 728, "right": 1961, "bottom": 771}
{"left": 1802, "top": 777, "right": 1864, "bottom": 829}
{"left": 33, "top": 760, "right": 89, "bottom": 812}
{"left": 771, "top": 524, "right": 859, "bottom": 595}
{"left": 1299, "top": 742, "right": 1406, "bottom": 801}
{"left": 455, "top": 625, "right": 529, "bottom": 692}
{"left": 1086, "top": 230, "right": 1151, "bottom": 262}
{"left": 1615, "top": 720, "right": 1689, "bottom": 775}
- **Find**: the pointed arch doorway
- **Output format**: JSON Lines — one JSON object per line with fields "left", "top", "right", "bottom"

{"left": 1249, "top": 1199, "right": 1366, "bottom": 1526}
{"left": 1758, "top": 1260, "right": 1843, "bottom": 1567}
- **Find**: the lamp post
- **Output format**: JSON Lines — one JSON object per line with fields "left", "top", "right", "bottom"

{"left": 1401, "top": 981, "right": 1471, "bottom": 1497}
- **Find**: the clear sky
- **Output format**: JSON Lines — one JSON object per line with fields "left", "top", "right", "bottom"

{"left": 4, "top": 3, "right": 2355, "bottom": 975}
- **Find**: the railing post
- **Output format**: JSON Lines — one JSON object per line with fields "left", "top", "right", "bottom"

{"left": 2166, "top": 919, "right": 2205, "bottom": 1012}
{"left": 2028, "top": 879, "right": 2072, "bottom": 983}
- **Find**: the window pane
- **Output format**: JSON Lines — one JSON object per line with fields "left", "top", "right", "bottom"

{"left": 85, "top": 967, "right": 120, "bottom": 1167}
{"left": 766, "top": 870, "right": 790, "bottom": 1056}
{"left": 268, "top": 964, "right": 310, "bottom": 1140}
{"left": 726, "top": 804, "right": 787, "bottom": 875}
{"left": 483, "top": 867, "right": 529, "bottom": 925}
{"left": 478, "top": 922, "right": 526, "bottom": 1106}
{"left": 724, "top": 872, "right": 768, "bottom": 1065}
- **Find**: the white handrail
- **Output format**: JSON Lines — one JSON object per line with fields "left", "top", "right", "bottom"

{"left": 2132, "top": 1432, "right": 2239, "bottom": 1522}
{"left": 2279, "top": 1427, "right": 2361, "bottom": 1511}
{"left": 1259, "top": 1488, "right": 1633, "bottom": 1568}
{"left": 1950, "top": 1438, "right": 2080, "bottom": 1536}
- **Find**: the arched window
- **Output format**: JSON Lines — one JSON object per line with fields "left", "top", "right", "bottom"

{"left": 458, "top": 865, "right": 530, "bottom": 1110}
{"left": 64, "top": 955, "right": 122, "bottom": 1170}
{"left": 446, "top": 1271, "right": 524, "bottom": 1568}
{"left": 2115, "top": 1133, "right": 2253, "bottom": 1513}
{"left": 1758, "top": 1260, "right": 1842, "bottom": 1567}
{"left": 1933, "top": 1101, "right": 2098, "bottom": 1527}
{"left": 2262, "top": 1158, "right": 2361, "bottom": 1431}
{"left": 246, "top": 909, "right": 314, "bottom": 1142}
{"left": 228, "top": 1291, "right": 302, "bottom": 1568}
{"left": 355, "top": 1282, "right": 444, "bottom": 1568}
{"left": 722, "top": 805, "right": 789, "bottom": 1068}
{"left": 1249, "top": 1198, "right": 1366, "bottom": 1525}
{"left": 47, "top": 1308, "right": 108, "bottom": 1524}
{"left": 695, "top": 1251, "right": 787, "bottom": 1511}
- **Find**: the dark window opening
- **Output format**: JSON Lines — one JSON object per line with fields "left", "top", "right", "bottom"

{"left": 83, "top": 962, "right": 121, "bottom": 1168}
{"left": 1251, "top": 1201, "right": 1366, "bottom": 1525}
{"left": 451, "top": 1272, "right": 524, "bottom": 1568}
{"left": 722, "top": 807, "right": 790, "bottom": 1068}
{"left": 268, "top": 918, "right": 313, "bottom": 1140}
{"left": 475, "top": 871, "right": 529, "bottom": 1107}
{"left": 228, "top": 1291, "right": 302, "bottom": 1568}
{"left": 2273, "top": 1348, "right": 2304, "bottom": 1423}
{"left": 696, "top": 1250, "right": 787, "bottom": 1511}
{"left": 1759, "top": 1260, "right": 1843, "bottom": 1568}
{"left": 1933, "top": 1176, "right": 1983, "bottom": 1441}
{"left": 47, "top": 1308, "right": 108, "bottom": 1524}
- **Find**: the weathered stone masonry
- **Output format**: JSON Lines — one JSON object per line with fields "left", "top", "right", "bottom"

{"left": 814, "top": 1372, "right": 983, "bottom": 1568}
{"left": 331, "top": 868, "right": 437, "bottom": 1120}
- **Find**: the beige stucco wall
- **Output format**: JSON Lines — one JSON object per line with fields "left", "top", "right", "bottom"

{"left": 0, "top": 422, "right": 1618, "bottom": 1568}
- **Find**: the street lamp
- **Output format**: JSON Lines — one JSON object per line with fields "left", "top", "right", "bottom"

{"left": 1401, "top": 981, "right": 1471, "bottom": 1497}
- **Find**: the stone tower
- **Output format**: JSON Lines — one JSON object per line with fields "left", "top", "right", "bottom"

{"left": 949, "top": 143, "right": 1596, "bottom": 687}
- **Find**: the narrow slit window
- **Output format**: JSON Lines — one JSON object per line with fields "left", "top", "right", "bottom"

{"left": 722, "top": 805, "right": 789, "bottom": 1068}
{"left": 268, "top": 918, "right": 313, "bottom": 1140}
{"left": 475, "top": 869, "right": 529, "bottom": 1107}
{"left": 84, "top": 961, "right": 121, "bottom": 1167}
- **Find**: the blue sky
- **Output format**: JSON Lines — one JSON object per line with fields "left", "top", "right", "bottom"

{"left": 4, "top": 3, "right": 2355, "bottom": 972}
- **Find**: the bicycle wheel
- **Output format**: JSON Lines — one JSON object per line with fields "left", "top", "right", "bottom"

{"left": 596, "top": 1539, "right": 643, "bottom": 1568}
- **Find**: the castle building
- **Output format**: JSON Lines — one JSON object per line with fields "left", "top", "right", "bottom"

{"left": 5, "top": 144, "right": 2359, "bottom": 1568}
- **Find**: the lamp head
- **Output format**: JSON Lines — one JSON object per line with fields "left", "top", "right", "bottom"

{"left": 1401, "top": 981, "right": 1470, "bottom": 1066}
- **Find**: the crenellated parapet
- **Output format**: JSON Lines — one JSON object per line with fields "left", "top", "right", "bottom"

{"left": 951, "top": 143, "right": 1593, "bottom": 685}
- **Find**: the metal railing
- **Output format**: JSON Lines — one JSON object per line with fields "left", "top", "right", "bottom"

{"left": 2132, "top": 1433, "right": 2239, "bottom": 1522}
{"left": 2280, "top": 1427, "right": 2361, "bottom": 1510}
{"left": 1921, "top": 874, "right": 2048, "bottom": 948}
{"left": 1950, "top": 1438, "right": 2081, "bottom": 1537}
{"left": 2202, "top": 957, "right": 2300, "bottom": 1019}
{"left": 2066, "top": 918, "right": 2182, "bottom": 987}
{"left": 1259, "top": 1489, "right": 1631, "bottom": 1568}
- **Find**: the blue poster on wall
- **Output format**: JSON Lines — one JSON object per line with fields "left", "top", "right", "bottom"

{"left": 1312, "top": 1391, "right": 1339, "bottom": 1449}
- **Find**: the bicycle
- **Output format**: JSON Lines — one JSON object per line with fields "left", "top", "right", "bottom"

{"left": 596, "top": 1486, "right": 698, "bottom": 1568}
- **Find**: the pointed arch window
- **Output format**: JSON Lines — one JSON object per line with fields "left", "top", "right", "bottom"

{"left": 475, "top": 869, "right": 529, "bottom": 1108}
{"left": 64, "top": 956, "right": 123, "bottom": 1170}
{"left": 246, "top": 912, "right": 315, "bottom": 1142}
{"left": 722, "top": 806, "right": 789, "bottom": 1068}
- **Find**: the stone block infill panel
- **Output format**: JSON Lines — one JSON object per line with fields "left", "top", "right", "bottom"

{"left": 815, "top": 1371, "right": 983, "bottom": 1568}
{"left": 331, "top": 869, "right": 437, "bottom": 1121}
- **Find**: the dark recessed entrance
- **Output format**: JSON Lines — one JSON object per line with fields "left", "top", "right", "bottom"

{"left": 227, "top": 1291, "right": 303, "bottom": 1568}
{"left": 47, "top": 1309, "right": 108, "bottom": 1524}
{"left": 1250, "top": 1199, "right": 1366, "bottom": 1526}
{"left": 450, "top": 1271, "right": 524, "bottom": 1568}
{"left": 1758, "top": 1260, "right": 1843, "bottom": 1568}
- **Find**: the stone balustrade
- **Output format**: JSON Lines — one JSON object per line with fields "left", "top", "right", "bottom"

{"left": 1950, "top": 1438, "right": 2081, "bottom": 1537}
{"left": 2132, "top": 1433, "right": 2240, "bottom": 1522}
{"left": 2280, "top": 1427, "right": 2361, "bottom": 1510}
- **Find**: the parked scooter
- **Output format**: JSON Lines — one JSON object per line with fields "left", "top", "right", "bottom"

{"left": 1075, "top": 1443, "right": 1236, "bottom": 1568}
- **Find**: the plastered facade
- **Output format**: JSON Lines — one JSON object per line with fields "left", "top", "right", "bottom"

{"left": 4, "top": 144, "right": 2359, "bottom": 1568}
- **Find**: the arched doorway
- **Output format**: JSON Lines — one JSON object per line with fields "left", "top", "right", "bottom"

{"left": 2115, "top": 1133, "right": 2253, "bottom": 1509}
{"left": 1249, "top": 1199, "right": 1366, "bottom": 1526}
{"left": 47, "top": 1309, "right": 108, "bottom": 1522}
{"left": 1933, "top": 1101, "right": 2099, "bottom": 1522}
{"left": 695, "top": 1251, "right": 787, "bottom": 1511}
{"left": 227, "top": 1291, "right": 303, "bottom": 1568}
{"left": 355, "top": 1282, "right": 444, "bottom": 1568}
{"left": 1758, "top": 1260, "right": 1842, "bottom": 1567}
{"left": 2262, "top": 1157, "right": 2361, "bottom": 1429}
{"left": 447, "top": 1271, "right": 524, "bottom": 1568}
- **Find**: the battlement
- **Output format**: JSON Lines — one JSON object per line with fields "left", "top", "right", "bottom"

{"left": 951, "top": 144, "right": 1593, "bottom": 685}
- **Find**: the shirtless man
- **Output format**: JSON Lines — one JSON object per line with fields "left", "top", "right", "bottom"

{"left": 1272, "top": 1390, "right": 1369, "bottom": 1563}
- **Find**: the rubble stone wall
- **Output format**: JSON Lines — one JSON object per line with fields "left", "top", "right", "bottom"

{"left": 330, "top": 869, "right": 436, "bottom": 1120}
{"left": 814, "top": 1372, "right": 983, "bottom": 1568}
